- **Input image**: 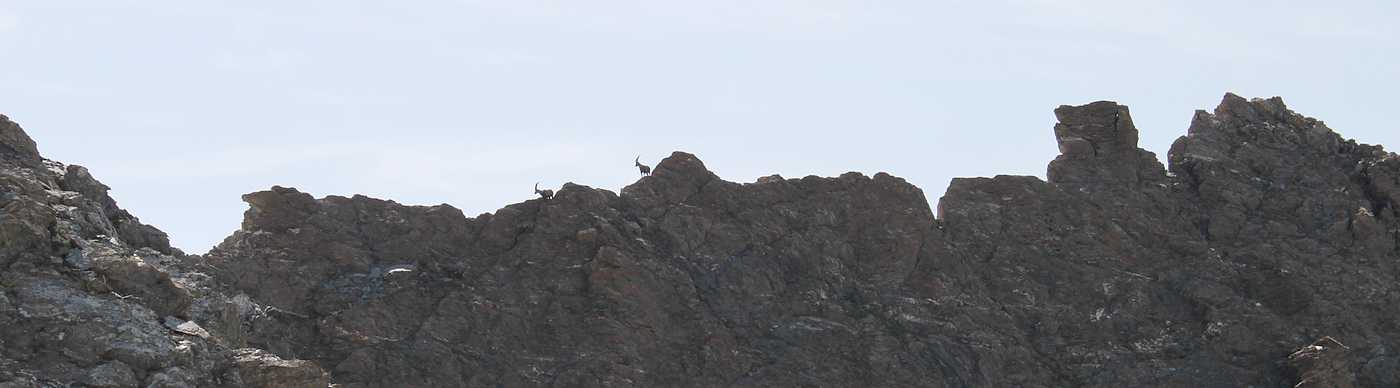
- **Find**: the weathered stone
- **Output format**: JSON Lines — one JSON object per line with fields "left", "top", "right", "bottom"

{"left": 162, "top": 316, "right": 212, "bottom": 339}
{"left": 0, "top": 115, "right": 39, "bottom": 163}
{"left": 81, "top": 361, "right": 139, "bottom": 388}
{"left": 90, "top": 250, "right": 193, "bottom": 318}
{"left": 0, "top": 196, "right": 56, "bottom": 269}
{"left": 59, "top": 164, "right": 173, "bottom": 254}
{"left": 0, "top": 116, "right": 327, "bottom": 387}
{"left": 1054, "top": 100, "right": 1139, "bottom": 156}
{"left": 5, "top": 94, "right": 1400, "bottom": 386}
{"left": 1289, "top": 337, "right": 1355, "bottom": 388}
{"left": 1047, "top": 100, "right": 1167, "bottom": 190}
{"left": 228, "top": 348, "right": 330, "bottom": 388}
{"left": 144, "top": 367, "right": 198, "bottom": 388}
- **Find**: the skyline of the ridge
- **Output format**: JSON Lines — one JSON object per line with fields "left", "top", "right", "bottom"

{"left": 2, "top": 1, "right": 1396, "bottom": 252}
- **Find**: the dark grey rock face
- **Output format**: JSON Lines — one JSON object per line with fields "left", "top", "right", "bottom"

{"left": 0, "top": 118, "right": 328, "bottom": 387}
{"left": 1048, "top": 100, "right": 1167, "bottom": 190}
{"left": 6, "top": 93, "right": 1400, "bottom": 387}
{"left": 0, "top": 115, "right": 39, "bottom": 164}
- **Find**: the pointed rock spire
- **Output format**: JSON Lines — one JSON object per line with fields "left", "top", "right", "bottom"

{"left": 0, "top": 114, "right": 41, "bottom": 164}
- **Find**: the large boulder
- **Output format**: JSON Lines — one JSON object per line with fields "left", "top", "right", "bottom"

{"left": 224, "top": 348, "right": 330, "bottom": 388}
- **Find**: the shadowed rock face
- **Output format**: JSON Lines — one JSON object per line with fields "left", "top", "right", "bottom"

{"left": 6, "top": 93, "right": 1400, "bottom": 387}
{"left": 0, "top": 115, "right": 39, "bottom": 164}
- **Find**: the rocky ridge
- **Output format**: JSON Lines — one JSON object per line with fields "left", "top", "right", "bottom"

{"left": 0, "top": 114, "right": 331, "bottom": 387}
{"left": 3, "top": 94, "right": 1400, "bottom": 387}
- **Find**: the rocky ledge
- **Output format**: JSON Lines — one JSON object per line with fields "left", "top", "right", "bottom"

{"left": 3, "top": 94, "right": 1399, "bottom": 387}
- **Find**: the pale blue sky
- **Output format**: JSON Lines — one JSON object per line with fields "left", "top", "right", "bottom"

{"left": 1, "top": 1, "right": 1396, "bottom": 252}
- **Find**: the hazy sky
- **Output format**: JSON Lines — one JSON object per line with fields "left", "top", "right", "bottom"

{"left": 1, "top": 1, "right": 1396, "bottom": 253}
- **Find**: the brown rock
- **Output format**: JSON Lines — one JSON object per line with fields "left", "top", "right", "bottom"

{"left": 227, "top": 348, "right": 329, "bottom": 388}
{"left": 1289, "top": 337, "right": 1355, "bottom": 388}
{"left": 90, "top": 250, "right": 193, "bottom": 318}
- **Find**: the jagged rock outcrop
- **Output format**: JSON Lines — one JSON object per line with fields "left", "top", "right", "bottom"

{"left": 0, "top": 115, "right": 40, "bottom": 164}
{"left": 0, "top": 115, "right": 328, "bottom": 387}
{"left": 1047, "top": 100, "right": 1168, "bottom": 190}
{"left": 5, "top": 94, "right": 1400, "bottom": 387}
{"left": 202, "top": 157, "right": 942, "bottom": 387}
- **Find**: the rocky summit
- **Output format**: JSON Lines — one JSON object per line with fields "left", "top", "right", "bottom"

{"left": 2, "top": 94, "right": 1399, "bottom": 387}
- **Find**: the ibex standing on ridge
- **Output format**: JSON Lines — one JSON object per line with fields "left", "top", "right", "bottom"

{"left": 635, "top": 156, "right": 652, "bottom": 176}
{"left": 534, "top": 182, "right": 554, "bottom": 200}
